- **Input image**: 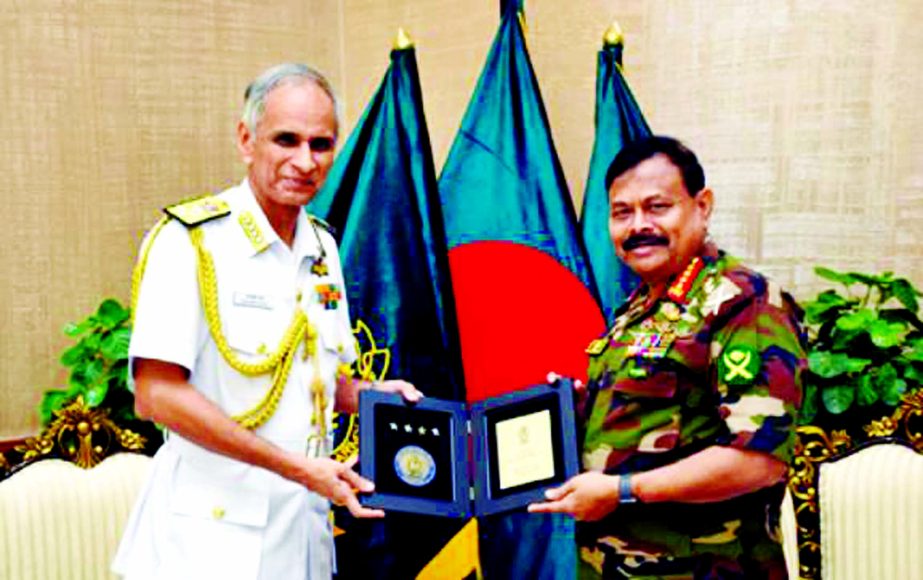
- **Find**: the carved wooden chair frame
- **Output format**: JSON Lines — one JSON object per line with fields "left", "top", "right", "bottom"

{"left": 787, "top": 389, "right": 923, "bottom": 579}
{"left": 0, "top": 396, "right": 147, "bottom": 482}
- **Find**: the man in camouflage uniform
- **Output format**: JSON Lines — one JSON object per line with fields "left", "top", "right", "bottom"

{"left": 530, "top": 136, "right": 804, "bottom": 579}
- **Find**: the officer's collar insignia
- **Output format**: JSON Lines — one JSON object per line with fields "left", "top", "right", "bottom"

{"left": 316, "top": 283, "right": 342, "bottom": 310}
{"left": 164, "top": 196, "right": 230, "bottom": 227}
{"left": 701, "top": 276, "right": 742, "bottom": 318}
{"left": 666, "top": 257, "right": 705, "bottom": 303}
{"left": 311, "top": 257, "right": 329, "bottom": 276}
{"left": 238, "top": 211, "right": 270, "bottom": 254}
{"left": 585, "top": 338, "right": 607, "bottom": 355}
{"left": 719, "top": 345, "right": 761, "bottom": 385}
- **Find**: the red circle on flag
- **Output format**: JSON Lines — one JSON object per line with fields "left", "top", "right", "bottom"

{"left": 448, "top": 241, "right": 606, "bottom": 402}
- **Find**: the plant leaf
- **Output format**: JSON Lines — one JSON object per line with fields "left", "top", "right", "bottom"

{"left": 63, "top": 318, "right": 94, "bottom": 338}
{"left": 822, "top": 384, "right": 855, "bottom": 414}
{"left": 808, "top": 351, "right": 872, "bottom": 378}
{"left": 804, "top": 290, "right": 851, "bottom": 324}
{"left": 59, "top": 343, "right": 86, "bottom": 367}
{"left": 856, "top": 374, "right": 879, "bottom": 406}
{"left": 882, "top": 378, "right": 907, "bottom": 407}
{"left": 97, "top": 298, "right": 131, "bottom": 329}
{"left": 891, "top": 279, "right": 920, "bottom": 313}
{"left": 831, "top": 327, "right": 865, "bottom": 351}
{"left": 815, "top": 267, "right": 857, "bottom": 286}
{"left": 848, "top": 271, "right": 891, "bottom": 287}
{"left": 873, "top": 364, "right": 898, "bottom": 392}
{"left": 101, "top": 328, "right": 132, "bottom": 361}
{"left": 879, "top": 309, "right": 923, "bottom": 332}
{"left": 836, "top": 308, "right": 876, "bottom": 331}
{"left": 868, "top": 319, "right": 907, "bottom": 349}
{"left": 83, "top": 358, "right": 104, "bottom": 386}
{"left": 39, "top": 390, "right": 72, "bottom": 425}
{"left": 85, "top": 382, "right": 109, "bottom": 407}
{"left": 799, "top": 384, "right": 818, "bottom": 424}
{"left": 903, "top": 362, "right": 923, "bottom": 386}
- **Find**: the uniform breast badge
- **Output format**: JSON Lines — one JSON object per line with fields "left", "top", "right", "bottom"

{"left": 310, "top": 257, "right": 329, "bottom": 277}
{"left": 627, "top": 331, "right": 669, "bottom": 359}
{"left": 316, "top": 283, "right": 342, "bottom": 310}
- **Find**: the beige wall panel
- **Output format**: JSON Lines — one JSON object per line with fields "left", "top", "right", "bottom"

{"left": 0, "top": 1, "right": 337, "bottom": 437}
{"left": 3, "top": 0, "right": 921, "bottom": 437}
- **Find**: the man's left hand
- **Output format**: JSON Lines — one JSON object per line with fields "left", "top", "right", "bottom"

{"left": 373, "top": 380, "right": 423, "bottom": 403}
{"left": 527, "top": 472, "right": 621, "bottom": 521}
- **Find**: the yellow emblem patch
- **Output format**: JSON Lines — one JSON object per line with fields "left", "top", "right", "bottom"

{"left": 164, "top": 196, "right": 230, "bottom": 227}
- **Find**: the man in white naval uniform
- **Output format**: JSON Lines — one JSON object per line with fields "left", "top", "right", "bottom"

{"left": 112, "top": 63, "right": 422, "bottom": 580}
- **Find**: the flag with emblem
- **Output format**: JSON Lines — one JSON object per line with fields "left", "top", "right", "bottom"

{"left": 437, "top": 1, "right": 603, "bottom": 577}
{"left": 308, "top": 34, "right": 467, "bottom": 579}
{"left": 579, "top": 24, "right": 651, "bottom": 326}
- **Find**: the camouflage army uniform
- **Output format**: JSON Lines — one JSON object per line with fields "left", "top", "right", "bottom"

{"left": 578, "top": 243, "right": 805, "bottom": 579}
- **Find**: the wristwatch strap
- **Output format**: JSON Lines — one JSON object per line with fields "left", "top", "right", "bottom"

{"left": 619, "top": 473, "right": 638, "bottom": 504}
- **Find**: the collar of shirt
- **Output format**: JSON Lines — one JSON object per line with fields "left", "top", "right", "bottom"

{"left": 232, "top": 179, "right": 321, "bottom": 264}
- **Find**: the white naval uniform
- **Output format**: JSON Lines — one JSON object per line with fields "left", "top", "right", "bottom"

{"left": 112, "top": 180, "right": 357, "bottom": 580}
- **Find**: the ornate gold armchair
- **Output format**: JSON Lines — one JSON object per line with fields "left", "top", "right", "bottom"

{"left": 785, "top": 390, "right": 923, "bottom": 579}
{"left": 0, "top": 398, "right": 153, "bottom": 580}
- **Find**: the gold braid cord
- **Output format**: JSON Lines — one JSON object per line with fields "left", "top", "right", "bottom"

{"left": 787, "top": 389, "right": 923, "bottom": 579}
{"left": 131, "top": 219, "right": 320, "bottom": 432}
{"left": 188, "top": 227, "right": 319, "bottom": 430}
{"left": 131, "top": 216, "right": 171, "bottom": 320}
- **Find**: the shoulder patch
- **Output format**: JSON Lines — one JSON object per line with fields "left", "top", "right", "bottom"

{"left": 718, "top": 344, "right": 761, "bottom": 386}
{"left": 164, "top": 196, "right": 230, "bottom": 227}
{"left": 308, "top": 214, "right": 336, "bottom": 236}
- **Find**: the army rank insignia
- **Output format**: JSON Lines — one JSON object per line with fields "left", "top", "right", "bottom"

{"left": 316, "top": 283, "right": 342, "bottom": 310}
{"left": 718, "top": 345, "right": 761, "bottom": 385}
{"left": 310, "top": 257, "right": 329, "bottom": 277}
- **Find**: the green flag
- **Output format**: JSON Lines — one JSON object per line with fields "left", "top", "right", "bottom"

{"left": 308, "top": 41, "right": 466, "bottom": 578}
{"left": 580, "top": 29, "right": 651, "bottom": 325}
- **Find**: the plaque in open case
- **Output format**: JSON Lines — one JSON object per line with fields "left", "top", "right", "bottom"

{"left": 358, "top": 381, "right": 579, "bottom": 518}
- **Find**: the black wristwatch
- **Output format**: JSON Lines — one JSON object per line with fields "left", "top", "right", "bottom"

{"left": 618, "top": 473, "right": 639, "bottom": 504}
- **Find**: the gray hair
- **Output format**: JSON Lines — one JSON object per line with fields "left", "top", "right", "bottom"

{"left": 241, "top": 63, "right": 341, "bottom": 136}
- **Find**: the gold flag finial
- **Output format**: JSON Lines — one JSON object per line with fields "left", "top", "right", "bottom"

{"left": 394, "top": 27, "right": 414, "bottom": 50}
{"left": 603, "top": 21, "right": 624, "bottom": 47}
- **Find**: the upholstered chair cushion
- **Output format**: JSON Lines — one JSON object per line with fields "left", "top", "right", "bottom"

{"left": 820, "top": 444, "right": 923, "bottom": 580}
{"left": 0, "top": 453, "right": 151, "bottom": 580}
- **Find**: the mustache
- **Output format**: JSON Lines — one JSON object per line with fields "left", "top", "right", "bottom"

{"left": 622, "top": 233, "right": 669, "bottom": 251}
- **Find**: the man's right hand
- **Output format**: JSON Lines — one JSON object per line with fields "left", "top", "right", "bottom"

{"left": 298, "top": 455, "right": 385, "bottom": 518}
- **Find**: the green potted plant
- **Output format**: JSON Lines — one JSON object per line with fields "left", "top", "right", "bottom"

{"left": 36, "top": 298, "right": 162, "bottom": 458}
{"left": 799, "top": 267, "right": 923, "bottom": 428}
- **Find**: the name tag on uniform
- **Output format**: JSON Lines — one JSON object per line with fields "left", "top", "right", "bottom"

{"left": 233, "top": 292, "right": 275, "bottom": 310}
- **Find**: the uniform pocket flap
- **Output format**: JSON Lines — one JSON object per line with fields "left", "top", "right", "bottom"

{"left": 170, "top": 482, "right": 270, "bottom": 528}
